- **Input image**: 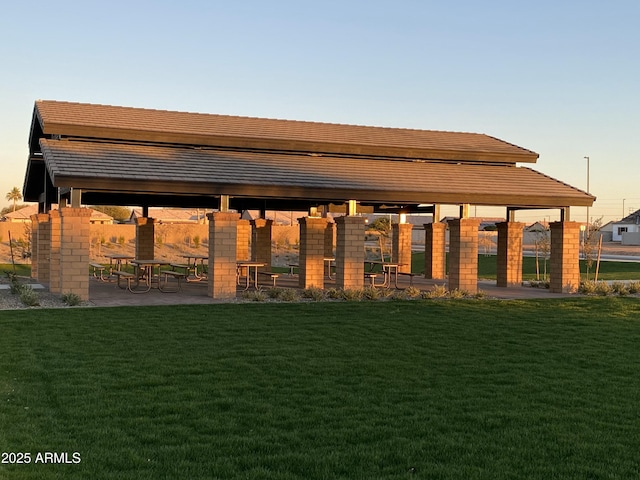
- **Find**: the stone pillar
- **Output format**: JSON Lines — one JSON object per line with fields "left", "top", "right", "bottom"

{"left": 49, "top": 210, "right": 62, "bottom": 294}
{"left": 34, "top": 213, "right": 51, "bottom": 283}
{"left": 208, "top": 212, "right": 240, "bottom": 299}
{"left": 550, "top": 221, "right": 581, "bottom": 293}
{"left": 448, "top": 218, "right": 480, "bottom": 293}
{"left": 236, "top": 219, "right": 251, "bottom": 261}
{"left": 392, "top": 223, "right": 413, "bottom": 273}
{"left": 424, "top": 222, "right": 446, "bottom": 279}
{"left": 324, "top": 222, "right": 335, "bottom": 259}
{"left": 59, "top": 208, "right": 92, "bottom": 301}
{"left": 251, "top": 219, "right": 272, "bottom": 271}
{"left": 335, "top": 216, "right": 365, "bottom": 290}
{"left": 135, "top": 217, "right": 155, "bottom": 260}
{"left": 298, "top": 217, "right": 328, "bottom": 289}
{"left": 496, "top": 222, "right": 525, "bottom": 287}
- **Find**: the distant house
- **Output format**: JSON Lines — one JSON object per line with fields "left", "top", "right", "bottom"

{"left": 129, "top": 208, "right": 207, "bottom": 224}
{"left": 611, "top": 209, "right": 640, "bottom": 243}
{"left": 440, "top": 217, "right": 505, "bottom": 230}
{"left": 2, "top": 204, "right": 113, "bottom": 224}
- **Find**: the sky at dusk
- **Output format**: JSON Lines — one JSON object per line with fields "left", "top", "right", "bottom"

{"left": 1, "top": 0, "right": 638, "bottom": 223}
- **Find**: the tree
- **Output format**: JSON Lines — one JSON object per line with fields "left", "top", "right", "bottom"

{"left": 5, "top": 187, "right": 22, "bottom": 212}
{"left": 90, "top": 205, "right": 132, "bottom": 223}
{"left": 532, "top": 226, "right": 551, "bottom": 281}
{"left": 583, "top": 217, "right": 603, "bottom": 281}
{"left": 368, "top": 216, "right": 392, "bottom": 261}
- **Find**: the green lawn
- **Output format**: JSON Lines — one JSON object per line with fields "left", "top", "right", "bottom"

{"left": 2, "top": 299, "right": 640, "bottom": 479}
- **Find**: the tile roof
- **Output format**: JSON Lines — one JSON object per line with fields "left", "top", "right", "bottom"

{"left": 38, "top": 139, "right": 593, "bottom": 208}
{"left": 33, "top": 100, "right": 538, "bottom": 164}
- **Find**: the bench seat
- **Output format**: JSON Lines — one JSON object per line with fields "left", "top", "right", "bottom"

{"left": 258, "top": 271, "right": 280, "bottom": 287}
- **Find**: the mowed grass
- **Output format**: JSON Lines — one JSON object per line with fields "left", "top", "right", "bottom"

{"left": 2, "top": 299, "right": 640, "bottom": 479}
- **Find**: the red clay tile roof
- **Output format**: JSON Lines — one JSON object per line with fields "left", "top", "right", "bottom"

{"left": 34, "top": 100, "right": 538, "bottom": 164}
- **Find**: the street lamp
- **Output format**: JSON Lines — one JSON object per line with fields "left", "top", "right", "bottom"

{"left": 584, "top": 156, "right": 590, "bottom": 230}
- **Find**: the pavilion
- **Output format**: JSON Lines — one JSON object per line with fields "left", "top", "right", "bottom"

{"left": 22, "top": 100, "right": 594, "bottom": 300}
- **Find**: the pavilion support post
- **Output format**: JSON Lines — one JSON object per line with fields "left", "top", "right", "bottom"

{"left": 298, "top": 217, "right": 328, "bottom": 289}
{"left": 135, "top": 217, "right": 155, "bottom": 260}
{"left": 34, "top": 213, "right": 51, "bottom": 283}
{"left": 236, "top": 219, "right": 251, "bottom": 261}
{"left": 549, "top": 221, "right": 581, "bottom": 293}
{"left": 207, "top": 212, "right": 240, "bottom": 299}
{"left": 496, "top": 221, "right": 525, "bottom": 287}
{"left": 448, "top": 218, "right": 480, "bottom": 293}
{"left": 48, "top": 210, "right": 62, "bottom": 294}
{"left": 335, "top": 215, "right": 365, "bottom": 290}
{"left": 59, "top": 207, "right": 92, "bottom": 301}
{"left": 392, "top": 222, "right": 413, "bottom": 273}
{"left": 30, "top": 213, "right": 46, "bottom": 280}
{"left": 424, "top": 222, "right": 446, "bottom": 280}
{"left": 251, "top": 219, "right": 272, "bottom": 272}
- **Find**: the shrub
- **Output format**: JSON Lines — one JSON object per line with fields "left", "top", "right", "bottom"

{"left": 325, "top": 288, "right": 342, "bottom": 300}
{"left": 242, "top": 289, "right": 267, "bottom": 302}
{"left": 594, "top": 282, "right": 612, "bottom": 296}
{"left": 62, "top": 292, "right": 82, "bottom": 306}
{"left": 611, "top": 282, "right": 629, "bottom": 296}
{"left": 403, "top": 286, "right": 421, "bottom": 298}
{"left": 423, "top": 284, "right": 448, "bottom": 299}
{"left": 19, "top": 285, "right": 40, "bottom": 307}
{"left": 277, "top": 288, "right": 299, "bottom": 302}
{"left": 193, "top": 235, "right": 201, "bottom": 249}
{"left": 580, "top": 280, "right": 597, "bottom": 295}
{"left": 449, "top": 289, "right": 468, "bottom": 299}
{"left": 341, "top": 289, "right": 362, "bottom": 301}
{"left": 361, "top": 286, "right": 382, "bottom": 301}
{"left": 118, "top": 236, "right": 126, "bottom": 247}
{"left": 627, "top": 281, "right": 640, "bottom": 294}
{"left": 302, "top": 287, "right": 326, "bottom": 302}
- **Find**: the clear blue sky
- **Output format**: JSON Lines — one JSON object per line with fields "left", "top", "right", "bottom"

{"left": 1, "top": 0, "right": 638, "bottom": 223}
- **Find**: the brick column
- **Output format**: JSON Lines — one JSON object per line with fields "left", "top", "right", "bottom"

{"left": 59, "top": 208, "right": 92, "bottom": 301}
{"left": 424, "top": 222, "right": 446, "bottom": 279}
{"left": 496, "top": 222, "right": 525, "bottom": 287}
{"left": 298, "top": 217, "right": 328, "bottom": 289}
{"left": 135, "top": 217, "right": 155, "bottom": 260}
{"left": 208, "top": 212, "right": 240, "bottom": 299}
{"left": 392, "top": 223, "right": 413, "bottom": 273}
{"left": 550, "top": 221, "right": 581, "bottom": 293}
{"left": 335, "top": 216, "right": 365, "bottom": 290}
{"left": 448, "top": 218, "right": 480, "bottom": 293}
{"left": 236, "top": 219, "right": 251, "bottom": 261}
{"left": 34, "top": 213, "right": 51, "bottom": 283}
{"left": 49, "top": 210, "right": 62, "bottom": 294}
{"left": 251, "top": 219, "right": 272, "bottom": 271}
{"left": 29, "top": 214, "right": 43, "bottom": 279}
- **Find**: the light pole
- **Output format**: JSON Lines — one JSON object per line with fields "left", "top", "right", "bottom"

{"left": 584, "top": 156, "right": 590, "bottom": 230}
{"left": 623, "top": 198, "right": 626, "bottom": 219}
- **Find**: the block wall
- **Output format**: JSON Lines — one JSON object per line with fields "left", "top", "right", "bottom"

{"left": 135, "top": 218, "right": 155, "bottom": 260}
{"left": 59, "top": 208, "right": 92, "bottom": 301}
{"left": 251, "top": 219, "right": 272, "bottom": 272}
{"left": 299, "top": 217, "right": 328, "bottom": 289}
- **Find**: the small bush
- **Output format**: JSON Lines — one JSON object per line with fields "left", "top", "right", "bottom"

{"left": 611, "top": 282, "right": 629, "bottom": 296}
{"left": 580, "top": 280, "right": 597, "bottom": 295}
{"left": 449, "top": 289, "right": 468, "bottom": 299}
{"left": 19, "top": 286, "right": 40, "bottom": 307}
{"left": 423, "top": 284, "right": 448, "bottom": 299}
{"left": 302, "top": 287, "right": 326, "bottom": 302}
{"left": 62, "top": 292, "right": 82, "bottom": 306}
{"left": 193, "top": 235, "right": 201, "bottom": 249}
{"left": 361, "top": 286, "right": 382, "bottom": 301}
{"left": 628, "top": 281, "right": 640, "bottom": 294}
{"left": 242, "top": 289, "right": 267, "bottom": 302}
{"left": 118, "top": 236, "right": 126, "bottom": 247}
{"left": 326, "top": 288, "right": 342, "bottom": 300}
{"left": 473, "top": 290, "right": 487, "bottom": 299}
{"left": 341, "top": 289, "right": 362, "bottom": 302}
{"left": 403, "top": 286, "right": 421, "bottom": 298}
{"left": 277, "top": 288, "right": 300, "bottom": 302}
{"left": 594, "top": 282, "right": 612, "bottom": 296}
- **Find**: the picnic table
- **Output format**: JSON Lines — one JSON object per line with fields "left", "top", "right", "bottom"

{"left": 236, "top": 261, "right": 265, "bottom": 290}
